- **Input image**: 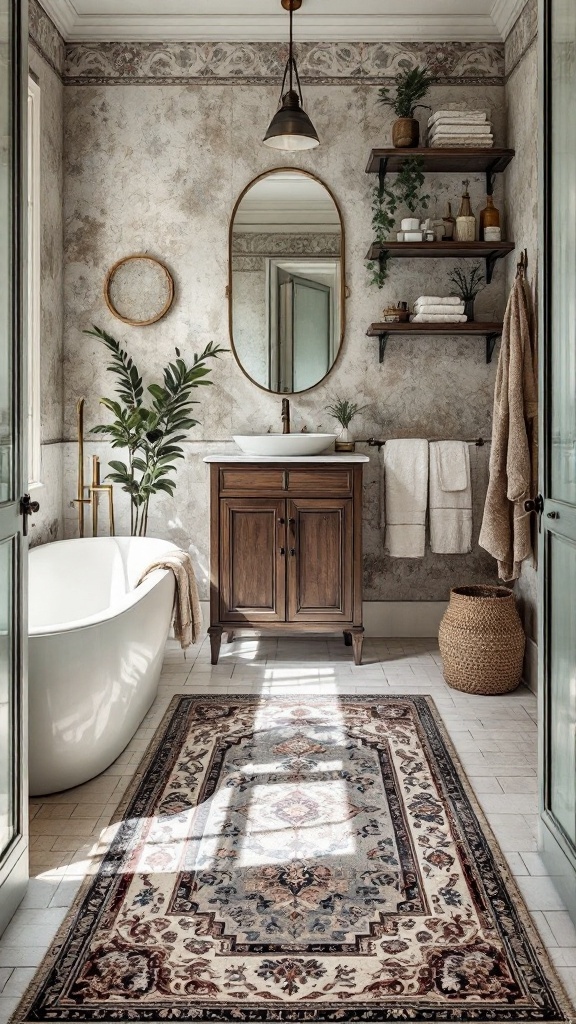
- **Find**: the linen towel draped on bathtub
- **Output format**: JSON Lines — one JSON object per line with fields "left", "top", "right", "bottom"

{"left": 429, "top": 441, "right": 472, "bottom": 553}
{"left": 138, "top": 549, "right": 202, "bottom": 649}
{"left": 384, "top": 439, "right": 428, "bottom": 557}
{"left": 479, "top": 269, "right": 538, "bottom": 580}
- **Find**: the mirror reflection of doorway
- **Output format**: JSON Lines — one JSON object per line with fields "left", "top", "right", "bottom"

{"left": 269, "top": 259, "right": 340, "bottom": 392}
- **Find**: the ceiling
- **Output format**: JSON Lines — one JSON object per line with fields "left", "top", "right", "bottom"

{"left": 40, "top": 0, "right": 526, "bottom": 43}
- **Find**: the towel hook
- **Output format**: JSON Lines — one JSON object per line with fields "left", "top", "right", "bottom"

{"left": 516, "top": 248, "right": 528, "bottom": 277}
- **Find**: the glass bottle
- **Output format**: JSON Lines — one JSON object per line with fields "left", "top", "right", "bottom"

{"left": 442, "top": 202, "right": 456, "bottom": 240}
{"left": 479, "top": 195, "right": 501, "bottom": 241}
{"left": 455, "top": 180, "right": 476, "bottom": 242}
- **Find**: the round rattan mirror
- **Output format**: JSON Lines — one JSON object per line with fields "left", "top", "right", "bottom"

{"left": 104, "top": 254, "right": 174, "bottom": 326}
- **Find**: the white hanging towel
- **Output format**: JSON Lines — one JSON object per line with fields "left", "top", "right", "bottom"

{"left": 384, "top": 439, "right": 428, "bottom": 558}
{"left": 429, "top": 441, "right": 472, "bottom": 554}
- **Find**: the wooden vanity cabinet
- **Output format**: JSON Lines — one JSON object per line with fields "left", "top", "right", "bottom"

{"left": 208, "top": 461, "right": 365, "bottom": 665}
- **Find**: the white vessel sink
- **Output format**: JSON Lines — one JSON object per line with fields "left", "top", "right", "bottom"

{"left": 233, "top": 433, "right": 337, "bottom": 457}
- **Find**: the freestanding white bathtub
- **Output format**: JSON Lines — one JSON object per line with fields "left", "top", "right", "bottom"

{"left": 28, "top": 536, "right": 177, "bottom": 796}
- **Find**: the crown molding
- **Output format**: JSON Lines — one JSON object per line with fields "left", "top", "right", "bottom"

{"left": 491, "top": 0, "right": 528, "bottom": 39}
{"left": 38, "top": 0, "right": 77, "bottom": 38}
{"left": 35, "top": 7, "right": 502, "bottom": 42}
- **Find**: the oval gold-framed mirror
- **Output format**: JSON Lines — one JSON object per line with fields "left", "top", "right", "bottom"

{"left": 104, "top": 254, "right": 175, "bottom": 327}
{"left": 229, "top": 168, "right": 345, "bottom": 395}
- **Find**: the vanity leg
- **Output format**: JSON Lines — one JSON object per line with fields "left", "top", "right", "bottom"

{"left": 209, "top": 626, "right": 223, "bottom": 665}
{"left": 351, "top": 628, "right": 364, "bottom": 666}
{"left": 226, "top": 630, "right": 235, "bottom": 644}
{"left": 343, "top": 631, "right": 352, "bottom": 647}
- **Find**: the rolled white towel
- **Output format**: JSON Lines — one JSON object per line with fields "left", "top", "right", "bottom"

{"left": 415, "top": 295, "right": 462, "bottom": 306}
{"left": 414, "top": 304, "right": 465, "bottom": 316}
{"left": 410, "top": 313, "right": 468, "bottom": 323}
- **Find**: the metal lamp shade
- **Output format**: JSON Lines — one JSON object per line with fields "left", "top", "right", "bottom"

{"left": 263, "top": 90, "right": 319, "bottom": 151}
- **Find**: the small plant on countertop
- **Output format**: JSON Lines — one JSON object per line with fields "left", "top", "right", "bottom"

{"left": 86, "top": 325, "right": 226, "bottom": 537}
{"left": 325, "top": 398, "right": 366, "bottom": 429}
{"left": 367, "top": 158, "right": 430, "bottom": 288}
{"left": 377, "top": 65, "right": 437, "bottom": 119}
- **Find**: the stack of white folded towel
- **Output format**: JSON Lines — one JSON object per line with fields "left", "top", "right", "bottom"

{"left": 411, "top": 296, "right": 467, "bottom": 324}
{"left": 428, "top": 109, "right": 493, "bottom": 148}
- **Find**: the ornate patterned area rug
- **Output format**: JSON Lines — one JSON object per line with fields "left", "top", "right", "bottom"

{"left": 15, "top": 696, "right": 572, "bottom": 1023}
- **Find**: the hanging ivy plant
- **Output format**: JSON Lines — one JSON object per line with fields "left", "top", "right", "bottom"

{"left": 366, "top": 157, "right": 430, "bottom": 289}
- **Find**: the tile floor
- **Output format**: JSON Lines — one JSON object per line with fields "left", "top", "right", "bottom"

{"left": 1, "top": 634, "right": 575, "bottom": 1020}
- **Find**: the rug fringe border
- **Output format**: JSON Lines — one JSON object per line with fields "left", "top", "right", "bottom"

{"left": 8, "top": 692, "right": 576, "bottom": 1024}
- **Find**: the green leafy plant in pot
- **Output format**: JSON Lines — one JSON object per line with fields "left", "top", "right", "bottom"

{"left": 378, "top": 65, "right": 437, "bottom": 148}
{"left": 86, "top": 325, "right": 225, "bottom": 536}
{"left": 326, "top": 398, "right": 366, "bottom": 452}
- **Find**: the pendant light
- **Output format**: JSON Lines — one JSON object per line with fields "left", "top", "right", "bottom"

{"left": 263, "top": 0, "right": 319, "bottom": 151}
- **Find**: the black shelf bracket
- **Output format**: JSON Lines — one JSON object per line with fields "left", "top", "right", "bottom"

{"left": 485, "top": 250, "right": 501, "bottom": 284}
{"left": 485, "top": 332, "right": 500, "bottom": 363}
{"left": 378, "top": 156, "right": 388, "bottom": 192}
{"left": 378, "top": 332, "right": 389, "bottom": 363}
{"left": 485, "top": 159, "right": 499, "bottom": 196}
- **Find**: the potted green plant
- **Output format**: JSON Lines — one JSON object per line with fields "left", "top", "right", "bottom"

{"left": 326, "top": 398, "right": 366, "bottom": 452}
{"left": 449, "top": 263, "right": 485, "bottom": 321}
{"left": 378, "top": 65, "right": 437, "bottom": 148}
{"left": 86, "top": 325, "right": 225, "bottom": 536}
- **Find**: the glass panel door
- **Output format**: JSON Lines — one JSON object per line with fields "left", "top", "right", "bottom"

{"left": 0, "top": 0, "right": 28, "bottom": 934}
{"left": 540, "top": 0, "right": 576, "bottom": 921}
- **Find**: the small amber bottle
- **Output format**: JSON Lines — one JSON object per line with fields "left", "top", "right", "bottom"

{"left": 479, "top": 195, "right": 501, "bottom": 241}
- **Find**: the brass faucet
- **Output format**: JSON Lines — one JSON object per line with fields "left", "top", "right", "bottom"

{"left": 73, "top": 397, "right": 115, "bottom": 537}
{"left": 281, "top": 398, "right": 290, "bottom": 434}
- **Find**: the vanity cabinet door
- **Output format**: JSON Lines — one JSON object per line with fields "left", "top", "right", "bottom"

{"left": 219, "top": 498, "right": 286, "bottom": 622}
{"left": 287, "top": 498, "right": 353, "bottom": 622}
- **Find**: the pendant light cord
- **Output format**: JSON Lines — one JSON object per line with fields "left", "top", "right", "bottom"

{"left": 277, "top": 2, "right": 304, "bottom": 106}
{"left": 289, "top": 5, "right": 293, "bottom": 94}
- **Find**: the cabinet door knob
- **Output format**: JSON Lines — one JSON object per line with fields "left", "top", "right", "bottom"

{"left": 278, "top": 517, "right": 285, "bottom": 525}
{"left": 280, "top": 547, "right": 285, "bottom": 555}
{"left": 289, "top": 517, "right": 296, "bottom": 526}
{"left": 290, "top": 547, "right": 296, "bottom": 556}
{"left": 547, "top": 511, "right": 560, "bottom": 519}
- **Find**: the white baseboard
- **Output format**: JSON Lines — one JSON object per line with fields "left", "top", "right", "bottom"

{"left": 198, "top": 601, "right": 446, "bottom": 639}
{"left": 523, "top": 636, "right": 538, "bottom": 693}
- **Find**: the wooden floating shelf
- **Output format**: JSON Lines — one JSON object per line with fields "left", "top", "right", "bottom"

{"left": 366, "top": 147, "right": 515, "bottom": 175}
{"left": 366, "top": 321, "right": 504, "bottom": 364}
{"left": 366, "top": 240, "right": 515, "bottom": 284}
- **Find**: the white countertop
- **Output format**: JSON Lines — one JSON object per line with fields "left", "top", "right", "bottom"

{"left": 203, "top": 453, "right": 370, "bottom": 464}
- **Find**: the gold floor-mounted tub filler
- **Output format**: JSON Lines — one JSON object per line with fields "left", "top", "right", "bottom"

{"left": 73, "top": 397, "right": 115, "bottom": 538}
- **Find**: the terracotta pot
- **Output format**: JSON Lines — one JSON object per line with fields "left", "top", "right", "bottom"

{"left": 392, "top": 117, "right": 419, "bottom": 148}
{"left": 438, "top": 585, "right": 525, "bottom": 695}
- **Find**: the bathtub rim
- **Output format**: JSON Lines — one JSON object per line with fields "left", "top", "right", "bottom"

{"left": 29, "top": 536, "right": 178, "bottom": 637}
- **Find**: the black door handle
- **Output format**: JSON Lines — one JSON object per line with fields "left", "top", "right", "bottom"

{"left": 524, "top": 494, "right": 544, "bottom": 514}
{"left": 20, "top": 494, "right": 40, "bottom": 536}
{"left": 547, "top": 511, "right": 559, "bottom": 519}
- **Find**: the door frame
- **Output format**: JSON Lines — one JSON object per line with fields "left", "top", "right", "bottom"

{"left": 0, "top": 0, "right": 29, "bottom": 933}
{"left": 537, "top": 0, "right": 576, "bottom": 922}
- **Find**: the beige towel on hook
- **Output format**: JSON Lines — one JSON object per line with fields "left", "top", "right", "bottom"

{"left": 384, "top": 439, "right": 429, "bottom": 557}
{"left": 479, "top": 271, "right": 538, "bottom": 580}
{"left": 429, "top": 441, "right": 472, "bottom": 554}
{"left": 138, "top": 549, "right": 203, "bottom": 650}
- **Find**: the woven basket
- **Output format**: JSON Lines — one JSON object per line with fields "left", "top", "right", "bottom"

{"left": 438, "top": 585, "right": 525, "bottom": 695}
